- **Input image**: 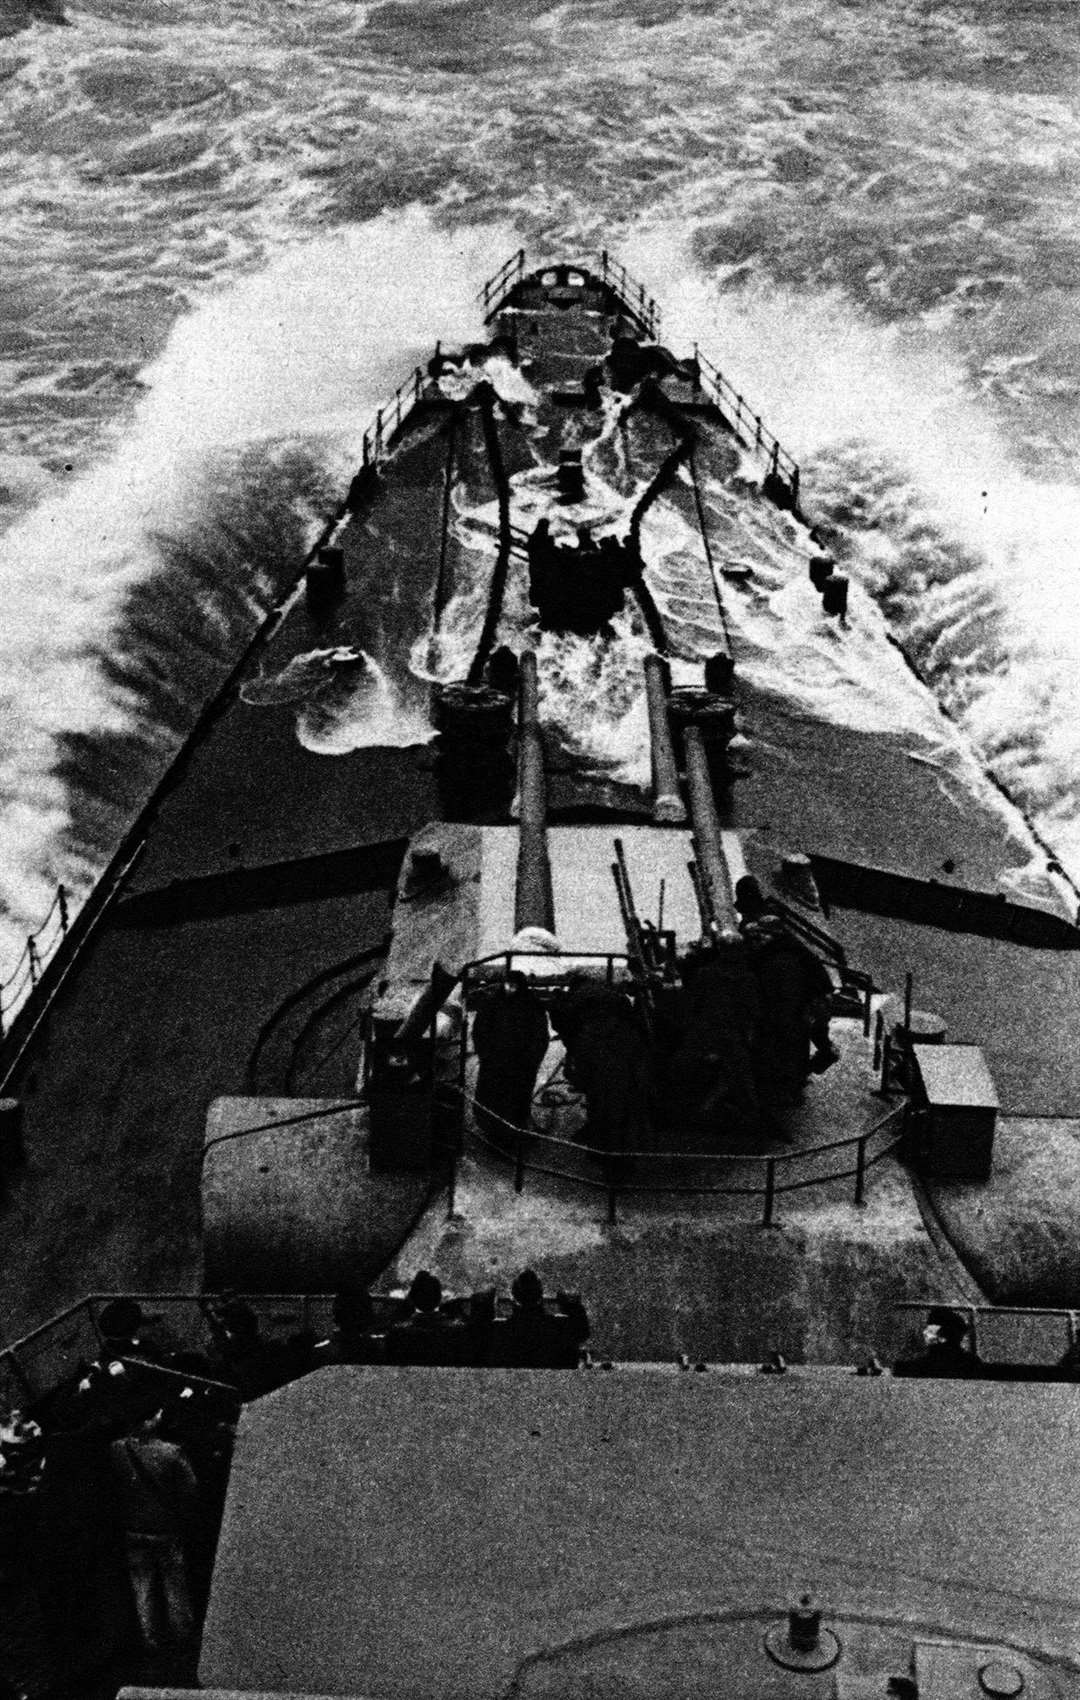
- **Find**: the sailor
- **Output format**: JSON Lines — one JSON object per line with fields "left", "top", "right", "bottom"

{"left": 201, "top": 1298, "right": 314, "bottom": 1400}
{"left": 550, "top": 976, "right": 655, "bottom": 1162}
{"left": 95, "top": 1297, "right": 169, "bottom": 1365}
{"left": 110, "top": 1409, "right": 199, "bottom": 1655}
{"left": 0, "top": 1409, "right": 44, "bottom": 1499}
{"left": 734, "top": 874, "right": 770, "bottom": 927}
{"left": 666, "top": 932, "right": 762, "bottom": 1141}
{"left": 321, "top": 1286, "right": 384, "bottom": 1366}
{"left": 527, "top": 518, "right": 575, "bottom": 628}
{"left": 485, "top": 1269, "right": 591, "bottom": 1368}
{"left": 893, "top": 1306, "right": 982, "bottom": 1379}
{"left": 471, "top": 968, "right": 550, "bottom": 1153}
{"left": 744, "top": 917, "right": 837, "bottom": 1119}
{"left": 385, "top": 1271, "right": 470, "bottom": 1366}
{"left": 72, "top": 1297, "right": 172, "bottom": 1420}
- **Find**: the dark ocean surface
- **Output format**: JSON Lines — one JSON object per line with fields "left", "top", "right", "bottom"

{"left": 0, "top": 0, "right": 1078, "bottom": 976}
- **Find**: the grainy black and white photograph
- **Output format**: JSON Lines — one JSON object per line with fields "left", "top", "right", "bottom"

{"left": 0, "top": 1, "right": 1078, "bottom": 1695}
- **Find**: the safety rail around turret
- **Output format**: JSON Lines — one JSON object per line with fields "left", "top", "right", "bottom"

{"left": 449, "top": 950, "right": 906, "bottom": 1226}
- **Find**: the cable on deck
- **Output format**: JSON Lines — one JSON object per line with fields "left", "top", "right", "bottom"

{"left": 688, "top": 451, "right": 732, "bottom": 654}
{"left": 466, "top": 383, "right": 514, "bottom": 686}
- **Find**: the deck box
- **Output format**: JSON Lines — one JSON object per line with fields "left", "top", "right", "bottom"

{"left": 912, "top": 1043, "right": 999, "bottom": 1181}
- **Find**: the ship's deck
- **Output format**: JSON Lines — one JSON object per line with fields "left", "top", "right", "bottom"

{"left": 4, "top": 263, "right": 1080, "bottom": 1355}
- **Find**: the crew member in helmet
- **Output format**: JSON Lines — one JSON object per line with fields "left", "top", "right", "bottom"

{"left": 665, "top": 932, "right": 762, "bottom": 1142}
{"left": 893, "top": 1306, "right": 982, "bottom": 1378}
{"left": 471, "top": 931, "right": 557, "bottom": 1153}
{"left": 745, "top": 915, "right": 837, "bottom": 1124}
{"left": 551, "top": 975, "right": 655, "bottom": 1164}
{"left": 485, "top": 1268, "right": 590, "bottom": 1368}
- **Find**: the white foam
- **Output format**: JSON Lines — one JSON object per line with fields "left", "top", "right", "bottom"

{"left": 620, "top": 228, "right": 1080, "bottom": 888}
{"left": 0, "top": 208, "right": 510, "bottom": 974}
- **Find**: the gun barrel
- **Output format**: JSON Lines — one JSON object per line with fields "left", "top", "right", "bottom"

{"left": 515, "top": 652, "right": 555, "bottom": 935}
{"left": 687, "top": 857, "right": 716, "bottom": 937}
{"left": 684, "top": 724, "right": 737, "bottom": 930}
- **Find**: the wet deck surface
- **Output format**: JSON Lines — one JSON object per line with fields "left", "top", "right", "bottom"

{"left": 827, "top": 902, "right": 1080, "bottom": 1116}
{"left": 386, "top": 1154, "right": 959, "bottom": 1366}
{"left": 924, "top": 1116, "right": 1080, "bottom": 1307}
{"left": 4, "top": 274, "right": 1080, "bottom": 1365}
{"left": 385, "top": 1018, "right": 964, "bottom": 1370}
{"left": 0, "top": 883, "right": 394, "bottom": 1342}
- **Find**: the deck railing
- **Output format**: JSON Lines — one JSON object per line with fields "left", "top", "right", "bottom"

{"left": 596, "top": 249, "right": 662, "bottom": 339}
{"left": 359, "top": 363, "right": 429, "bottom": 469}
{"left": 893, "top": 1300, "right": 1080, "bottom": 1370}
{"left": 450, "top": 951, "right": 906, "bottom": 1226}
{"left": 0, "top": 1290, "right": 349, "bottom": 1414}
{"left": 0, "top": 884, "right": 70, "bottom": 1039}
{"left": 479, "top": 248, "right": 527, "bottom": 317}
{"left": 477, "top": 249, "right": 798, "bottom": 503}
{"left": 479, "top": 247, "right": 661, "bottom": 340}
{"left": 692, "top": 344, "right": 800, "bottom": 506}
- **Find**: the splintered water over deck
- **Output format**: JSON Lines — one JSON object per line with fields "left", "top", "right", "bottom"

{"left": 0, "top": 0, "right": 1078, "bottom": 973}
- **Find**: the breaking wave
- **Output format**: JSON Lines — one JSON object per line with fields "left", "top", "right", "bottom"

{"left": 0, "top": 209, "right": 507, "bottom": 969}
{"left": 636, "top": 257, "right": 1080, "bottom": 884}
{"left": 1, "top": 0, "right": 1080, "bottom": 979}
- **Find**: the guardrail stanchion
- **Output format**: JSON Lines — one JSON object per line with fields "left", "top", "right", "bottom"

{"left": 446, "top": 1146, "right": 458, "bottom": 1220}
{"left": 854, "top": 1137, "right": 867, "bottom": 1206}
{"left": 26, "top": 936, "right": 39, "bottom": 988}
{"left": 879, "top": 1029, "right": 893, "bottom": 1097}
{"left": 58, "top": 884, "right": 69, "bottom": 936}
{"left": 762, "top": 1157, "right": 776, "bottom": 1227}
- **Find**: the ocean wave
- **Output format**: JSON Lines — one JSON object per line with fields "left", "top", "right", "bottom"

{"left": 0, "top": 0, "right": 1078, "bottom": 976}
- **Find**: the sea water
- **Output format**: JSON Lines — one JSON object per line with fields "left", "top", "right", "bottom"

{"left": 0, "top": 0, "right": 1077, "bottom": 974}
